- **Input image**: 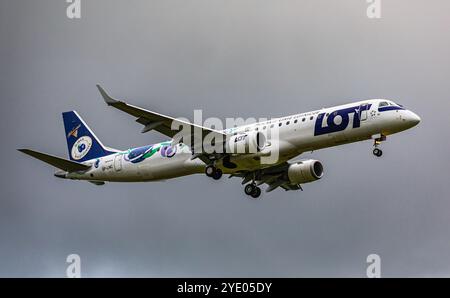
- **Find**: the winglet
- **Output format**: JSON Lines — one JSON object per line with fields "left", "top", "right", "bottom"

{"left": 96, "top": 84, "right": 119, "bottom": 106}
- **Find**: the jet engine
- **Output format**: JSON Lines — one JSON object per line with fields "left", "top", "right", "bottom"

{"left": 287, "top": 160, "right": 324, "bottom": 184}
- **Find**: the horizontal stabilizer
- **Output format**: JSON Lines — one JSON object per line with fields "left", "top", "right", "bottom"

{"left": 18, "top": 149, "right": 90, "bottom": 172}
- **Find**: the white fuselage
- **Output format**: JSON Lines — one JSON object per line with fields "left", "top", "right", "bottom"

{"left": 65, "top": 99, "right": 420, "bottom": 183}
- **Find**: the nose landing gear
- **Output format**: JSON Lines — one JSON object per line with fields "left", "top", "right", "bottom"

{"left": 373, "top": 147, "right": 383, "bottom": 157}
{"left": 372, "top": 134, "right": 386, "bottom": 157}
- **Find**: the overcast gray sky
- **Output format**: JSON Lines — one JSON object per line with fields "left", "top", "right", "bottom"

{"left": 1, "top": 0, "right": 449, "bottom": 277}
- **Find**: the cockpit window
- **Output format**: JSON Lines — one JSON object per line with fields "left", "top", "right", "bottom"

{"left": 378, "top": 100, "right": 405, "bottom": 112}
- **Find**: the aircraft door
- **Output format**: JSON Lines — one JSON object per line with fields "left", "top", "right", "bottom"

{"left": 359, "top": 103, "right": 368, "bottom": 121}
{"left": 114, "top": 155, "right": 122, "bottom": 171}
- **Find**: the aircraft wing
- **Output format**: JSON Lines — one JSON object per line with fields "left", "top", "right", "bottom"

{"left": 97, "top": 85, "right": 227, "bottom": 143}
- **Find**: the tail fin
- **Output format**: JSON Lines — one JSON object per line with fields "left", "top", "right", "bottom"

{"left": 62, "top": 111, "right": 117, "bottom": 162}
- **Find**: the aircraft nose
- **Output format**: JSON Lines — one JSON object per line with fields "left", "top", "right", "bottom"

{"left": 407, "top": 111, "right": 421, "bottom": 127}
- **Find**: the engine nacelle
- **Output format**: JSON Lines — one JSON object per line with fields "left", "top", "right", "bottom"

{"left": 287, "top": 160, "right": 324, "bottom": 184}
{"left": 225, "top": 131, "right": 266, "bottom": 154}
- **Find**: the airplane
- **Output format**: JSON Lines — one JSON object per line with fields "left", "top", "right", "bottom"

{"left": 18, "top": 85, "right": 421, "bottom": 198}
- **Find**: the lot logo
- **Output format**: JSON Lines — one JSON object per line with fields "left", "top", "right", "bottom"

{"left": 71, "top": 136, "right": 92, "bottom": 160}
{"left": 314, "top": 104, "right": 371, "bottom": 136}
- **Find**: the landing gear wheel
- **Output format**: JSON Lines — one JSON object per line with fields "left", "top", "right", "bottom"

{"left": 212, "top": 168, "right": 222, "bottom": 180}
{"left": 205, "top": 165, "right": 215, "bottom": 177}
{"left": 244, "top": 184, "right": 256, "bottom": 196}
{"left": 372, "top": 134, "right": 386, "bottom": 157}
{"left": 373, "top": 148, "right": 383, "bottom": 157}
{"left": 250, "top": 186, "right": 261, "bottom": 198}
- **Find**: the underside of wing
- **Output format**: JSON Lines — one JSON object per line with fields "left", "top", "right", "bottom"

{"left": 230, "top": 162, "right": 303, "bottom": 193}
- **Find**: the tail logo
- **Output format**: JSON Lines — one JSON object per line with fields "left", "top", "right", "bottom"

{"left": 67, "top": 124, "right": 81, "bottom": 139}
{"left": 71, "top": 136, "right": 92, "bottom": 160}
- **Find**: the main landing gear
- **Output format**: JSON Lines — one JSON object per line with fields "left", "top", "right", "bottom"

{"left": 244, "top": 183, "right": 262, "bottom": 199}
{"left": 205, "top": 165, "right": 222, "bottom": 180}
{"left": 372, "top": 134, "right": 386, "bottom": 157}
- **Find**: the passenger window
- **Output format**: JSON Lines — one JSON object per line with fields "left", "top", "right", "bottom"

{"left": 279, "top": 123, "right": 282, "bottom": 127}
{"left": 286, "top": 121, "right": 290, "bottom": 125}
{"left": 294, "top": 119, "right": 298, "bottom": 124}
{"left": 302, "top": 118, "right": 305, "bottom": 122}
{"left": 310, "top": 116, "right": 313, "bottom": 120}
